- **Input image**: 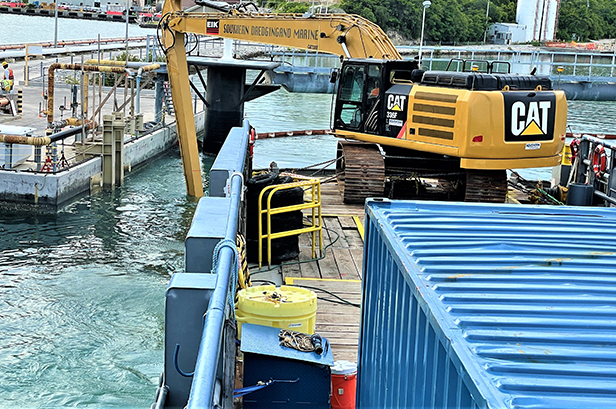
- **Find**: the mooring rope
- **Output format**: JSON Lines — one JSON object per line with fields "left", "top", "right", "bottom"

{"left": 211, "top": 238, "right": 239, "bottom": 321}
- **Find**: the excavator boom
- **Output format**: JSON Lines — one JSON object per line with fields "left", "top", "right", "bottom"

{"left": 162, "top": 10, "right": 402, "bottom": 60}
{"left": 160, "top": 0, "right": 402, "bottom": 197}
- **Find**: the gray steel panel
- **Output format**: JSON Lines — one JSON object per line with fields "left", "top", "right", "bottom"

{"left": 209, "top": 122, "right": 250, "bottom": 197}
{"left": 164, "top": 273, "right": 217, "bottom": 409}
{"left": 185, "top": 197, "right": 231, "bottom": 273}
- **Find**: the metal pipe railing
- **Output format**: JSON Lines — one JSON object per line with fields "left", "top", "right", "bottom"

{"left": 571, "top": 134, "right": 616, "bottom": 206}
{"left": 0, "top": 121, "right": 96, "bottom": 147}
{"left": 45, "top": 63, "right": 128, "bottom": 127}
{"left": 581, "top": 134, "right": 616, "bottom": 151}
{"left": 257, "top": 176, "right": 323, "bottom": 268}
{"left": 186, "top": 171, "right": 243, "bottom": 409}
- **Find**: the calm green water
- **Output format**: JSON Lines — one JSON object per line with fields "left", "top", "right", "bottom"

{"left": 0, "top": 14, "right": 153, "bottom": 44}
{"left": 0, "top": 149, "right": 212, "bottom": 409}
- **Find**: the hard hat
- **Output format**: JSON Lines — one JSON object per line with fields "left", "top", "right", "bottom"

{"left": 2, "top": 61, "right": 7, "bottom": 68}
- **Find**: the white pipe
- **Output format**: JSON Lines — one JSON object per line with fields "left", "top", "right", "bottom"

{"left": 419, "top": 1, "right": 431, "bottom": 68}
{"left": 222, "top": 39, "right": 234, "bottom": 60}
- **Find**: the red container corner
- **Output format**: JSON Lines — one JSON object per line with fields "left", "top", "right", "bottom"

{"left": 331, "top": 360, "right": 357, "bottom": 409}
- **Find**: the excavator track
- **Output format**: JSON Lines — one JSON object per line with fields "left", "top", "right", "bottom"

{"left": 336, "top": 141, "right": 385, "bottom": 204}
{"left": 464, "top": 170, "right": 508, "bottom": 203}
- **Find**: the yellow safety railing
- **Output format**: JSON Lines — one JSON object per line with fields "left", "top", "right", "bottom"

{"left": 257, "top": 174, "right": 323, "bottom": 268}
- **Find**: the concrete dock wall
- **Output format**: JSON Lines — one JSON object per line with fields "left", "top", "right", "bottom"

{"left": 0, "top": 110, "right": 206, "bottom": 212}
{"left": 0, "top": 157, "right": 101, "bottom": 208}
{"left": 125, "top": 110, "right": 205, "bottom": 169}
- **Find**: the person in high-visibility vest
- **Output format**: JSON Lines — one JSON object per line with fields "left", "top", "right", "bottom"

{"left": 1, "top": 79, "right": 11, "bottom": 92}
{"left": 2, "top": 61, "right": 14, "bottom": 91}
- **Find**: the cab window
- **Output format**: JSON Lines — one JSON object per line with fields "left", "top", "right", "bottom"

{"left": 338, "top": 65, "right": 366, "bottom": 129}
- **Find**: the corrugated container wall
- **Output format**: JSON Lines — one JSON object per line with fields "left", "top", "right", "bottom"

{"left": 357, "top": 199, "right": 616, "bottom": 409}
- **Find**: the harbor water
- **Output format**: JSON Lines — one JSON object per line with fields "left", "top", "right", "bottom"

{"left": 2, "top": 15, "right": 616, "bottom": 409}
{"left": 0, "top": 14, "right": 153, "bottom": 44}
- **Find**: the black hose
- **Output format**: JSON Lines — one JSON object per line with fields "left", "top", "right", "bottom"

{"left": 292, "top": 283, "right": 361, "bottom": 308}
{"left": 49, "top": 123, "right": 95, "bottom": 143}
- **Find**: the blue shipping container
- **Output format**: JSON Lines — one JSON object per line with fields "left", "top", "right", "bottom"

{"left": 358, "top": 199, "right": 616, "bottom": 409}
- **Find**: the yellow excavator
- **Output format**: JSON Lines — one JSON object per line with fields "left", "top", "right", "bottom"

{"left": 160, "top": 0, "right": 567, "bottom": 202}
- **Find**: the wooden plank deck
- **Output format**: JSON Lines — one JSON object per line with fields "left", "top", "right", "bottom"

{"left": 284, "top": 277, "right": 361, "bottom": 363}
{"left": 282, "top": 180, "right": 365, "bottom": 363}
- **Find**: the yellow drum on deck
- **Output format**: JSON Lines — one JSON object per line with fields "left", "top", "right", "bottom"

{"left": 235, "top": 285, "right": 317, "bottom": 338}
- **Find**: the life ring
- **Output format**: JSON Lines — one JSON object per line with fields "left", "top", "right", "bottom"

{"left": 569, "top": 138, "right": 581, "bottom": 165}
{"left": 592, "top": 144, "right": 607, "bottom": 179}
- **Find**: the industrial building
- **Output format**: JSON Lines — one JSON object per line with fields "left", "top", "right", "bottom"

{"left": 488, "top": 0, "right": 560, "bottom": 44}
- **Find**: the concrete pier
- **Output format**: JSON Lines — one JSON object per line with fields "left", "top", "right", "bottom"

{"left": 0, "top": 56, "right": 206, "bottom": 212}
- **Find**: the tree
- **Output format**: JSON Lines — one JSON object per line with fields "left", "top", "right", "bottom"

{"left": 557, "top": 0, "right": 605, "bottom": 41}
{"left": 336, "top": 0, "right": 616, "bottom": 44}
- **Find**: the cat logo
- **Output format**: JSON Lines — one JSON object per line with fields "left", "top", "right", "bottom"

{"left": 511, "top": 100, "right": 551, "bottom": 136}
{"left": 206, "top": 19, "right": 219, "bottom": 35}
{"left": 387, "top": 95, "right": 407, "bottom": 112}
{"left": 503, "top": 92, "right": 555, "bottom": 142}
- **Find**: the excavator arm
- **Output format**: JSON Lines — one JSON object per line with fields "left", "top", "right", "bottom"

{"left": 162, "top": 10, "right": 401, "bottom": 60}
{"left": 161, "top": 0, "right": 204, "bottom": 197}
{"left": 160, "top": 0, "right": 401, "bottom": 196}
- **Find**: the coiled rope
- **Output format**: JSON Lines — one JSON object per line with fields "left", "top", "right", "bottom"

{"left": 279, "top": 329, "right": 325, "bottom": 354}
{"left": 211, "top": 238, "right": 239, "bottom": 321}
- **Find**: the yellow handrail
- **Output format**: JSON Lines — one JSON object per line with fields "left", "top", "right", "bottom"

{"left": 257, "top": 175, "right": 323, "bottom": 268}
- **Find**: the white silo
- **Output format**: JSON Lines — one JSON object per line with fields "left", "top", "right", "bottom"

{"left": 516, "top": 0, "right": 560, "bottom": 42}
{"left": 517, "top": 0, "right": 541, "bottom": 42}
{"left": 542, "top": 0, "right": 559, "bottom": 41}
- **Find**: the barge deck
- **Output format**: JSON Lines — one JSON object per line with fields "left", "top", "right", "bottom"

{"left": 265, "top": 171, "right": 588, "bottom": 363}
{"left": 283, "top": 183, "right": 364, "bottom": 362}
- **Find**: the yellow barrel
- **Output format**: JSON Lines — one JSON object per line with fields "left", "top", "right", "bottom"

{"left": 235, "top": 285, "right": 317, "bottom": 338}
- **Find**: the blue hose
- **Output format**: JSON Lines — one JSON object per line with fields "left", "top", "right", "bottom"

{"left": 173, "top": 344, "right": 194, "bottom": 378}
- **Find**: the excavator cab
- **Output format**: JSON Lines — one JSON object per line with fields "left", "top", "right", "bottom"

{"left": 334, "top": 59, "right": 419, "bottom": 136}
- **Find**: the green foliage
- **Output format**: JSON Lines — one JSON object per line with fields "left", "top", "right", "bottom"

{"left": 277, "top": 1, "right": 309, "bottom": 13}
{"left": 262, "top": 0, "right": 309, "bottom": 13}
{"left": 64, "top": 75, "right": 80, "bottom": 85}
{"left": 556, "top": 0, "right": 616, "bottom": 41}
{"left": 114, "top": 51, "right": 141, "bottom": 63}
{"left": 147, "top": 52, "right": 166, "bottom": 63}
{"left": 335, "top": 0, "right": 614, "bottom": 44}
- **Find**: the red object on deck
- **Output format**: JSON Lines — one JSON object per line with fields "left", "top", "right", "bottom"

{"left": 331, "top": 361, "right": 357, "bottom": 409}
